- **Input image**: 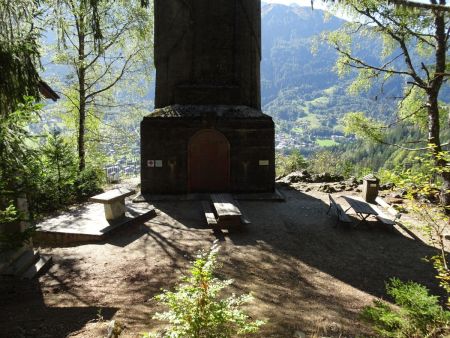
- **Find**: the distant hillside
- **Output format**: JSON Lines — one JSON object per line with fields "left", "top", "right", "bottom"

{"left": 40, "top": 4, "right": 417, "bottom": 158}
{"left": 260, "top": 3, "right": 401, "bottom": 154}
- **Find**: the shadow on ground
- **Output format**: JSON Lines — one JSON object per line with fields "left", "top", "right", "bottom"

{"left": 150, "top": 187, "right": 445, "bottom": 336}
{"left": 3, "top": 186, "right": 445, "bottom": 337}
{"left": 0, "top": 270, "right": 117, "bottom": 338}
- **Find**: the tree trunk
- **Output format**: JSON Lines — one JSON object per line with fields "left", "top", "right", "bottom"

{"left": 77, "top": 6, "right": 86, "bottom": 173}
{"left": 427, "top": 90, "right": 450, "bottom": 210}
{"left": 428, "top": 5, "right": 450, "bottom": 210}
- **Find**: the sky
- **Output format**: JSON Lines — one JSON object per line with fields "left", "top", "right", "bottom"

{"left": 264, "top": 0, "right": 325, "bottom": 9}
{"left": 264, "top": 0, "right": 445, "bottom": 6}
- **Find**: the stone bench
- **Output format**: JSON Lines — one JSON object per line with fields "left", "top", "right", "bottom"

{"left": 89, "top": 188, "right": 135, "bottom": 221}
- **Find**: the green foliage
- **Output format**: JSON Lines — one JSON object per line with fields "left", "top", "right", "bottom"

{"left": 43, "top": 0, "right": 154, "bottom": 169}
{"left": 145, "top": 242, "right": 266, "bottom": 338}
{"left": 41, "top": 130, "right": 77, "bottom": 206}
{"left": 0, "top": 97, "right": 42, "bottom": 183}
{"left": 74, "top": 166, "right": 104, "bottom": 200}
{"left": 0, "top": 224, "right": 36, "bottom": 253}
{"left": 276, "top": 149, "right": 308, "bottom": 176}
{"left": 342, "top": 112, "right": 385, "bottom": 143}
{"left": 0, "top": 203, "right": 19, "bottom": 224}
{"left": 0, "top": 96, "right": 103, "bottom": 216}
{"left": 308, "top": 149, "right": 354, "bottom": 178}
{"left": 0, "top": 0, "right": 41, "bottom": 116}
{"left": 361, "top": 278, "right": 450, "bottom": 338}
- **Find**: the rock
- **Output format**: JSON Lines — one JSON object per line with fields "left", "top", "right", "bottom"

{"left": 280, "top": 170, "right": 311, "bottom": 184}
{"left": 310, "top": 172, "right": 344, "bottom": 183}
{"left": 318, "top": 184, "right": 336, "bottom": 193}
{"left": 293, "top": 331, "right": 306, "bottom": 338}
{"left": 387, "top": 197, "right": 404, "bottom": 204}
{"left": 380, "top": 182, "right": 395, "bottom": 190}
{"left": 346, "top": 176, "right": 359, "bottom": 186}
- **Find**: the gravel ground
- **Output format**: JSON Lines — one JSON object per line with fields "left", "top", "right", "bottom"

{"left": 0, "top": 186, "right": 443, "bottom": 337}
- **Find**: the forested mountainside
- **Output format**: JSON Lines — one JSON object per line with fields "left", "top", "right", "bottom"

{"left": 40, "top": 3, "right": 447, "bottom": 171}
{"left": 260, "top": 3, "right": 403, "bottom": 156}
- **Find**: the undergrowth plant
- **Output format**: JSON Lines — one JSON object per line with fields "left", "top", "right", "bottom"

{"left": 363, "top": 150, "right": 450, "bottom": 337}
{"left": 144, "top": 242, "right": 266, "bottom": 338}
{"left": 361, "top": 278, "right": 450, "bottom": 338}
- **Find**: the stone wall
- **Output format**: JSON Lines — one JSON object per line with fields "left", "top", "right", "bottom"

{"left": 141, "top": 106, "right": 274, "bottom": 194}
{"left": 154, "top": 0, "right": 261, "bottom": 109}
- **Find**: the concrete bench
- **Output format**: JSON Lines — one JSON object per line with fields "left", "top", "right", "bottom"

{"left": 89, "top": 188, "right": 135, "bottom": 221}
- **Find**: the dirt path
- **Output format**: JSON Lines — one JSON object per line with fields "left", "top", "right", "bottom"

{"left": 0, "top": 187, "right": 442, "bottom": 337}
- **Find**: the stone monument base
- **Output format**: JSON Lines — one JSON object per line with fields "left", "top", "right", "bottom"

{"left": 141, "top": 105, "right": 275, "bottom": 195}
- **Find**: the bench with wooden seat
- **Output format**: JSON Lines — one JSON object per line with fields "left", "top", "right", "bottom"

{"left": 202, "top": 194, "right": 250, "bottom": 228}
{"left": 89, "top": 188, "right": 135, "bottom": 221}
{"left": 373, "top": 196, "right": 401, "bottom": 226}
{"left": 327, "top": 194, "right": 352, "bottom": 226}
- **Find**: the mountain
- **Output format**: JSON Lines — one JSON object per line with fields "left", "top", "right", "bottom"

{"left": 40, "top": 4, "right": 418, "bottom": 158}
{"left": 260, "top": 3, "right": 400, "bottom": 155}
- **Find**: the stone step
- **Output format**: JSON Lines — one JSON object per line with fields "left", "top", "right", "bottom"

{"left": 22, "top": 255, "right": 52, "bottom": 279}
{"left": 4, "top": 249, "right": 39, "bottom": 276}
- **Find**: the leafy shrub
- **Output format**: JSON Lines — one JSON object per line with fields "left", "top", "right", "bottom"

{"left": 361, "top": 278, "right": 450, "bottom": 338}
{"left": 144, "top": 242, "right": 266, "bottom": 338}
{"left": 74, "top": 166, "right": 104, "bottom": 200}
{"left": 0, "top": 202, "right": 36, "bottom": 253}
{"left": 308, "top": 149, "right": 355, "bottom": 178}
{"left": 276, "top": 149, "right": 308, "bottom": 176}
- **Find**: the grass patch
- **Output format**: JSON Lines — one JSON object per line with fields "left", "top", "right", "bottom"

{"left": 316, "top": 138, "right": 338, "bottom": 147}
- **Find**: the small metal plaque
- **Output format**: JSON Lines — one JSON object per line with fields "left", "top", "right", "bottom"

{"left": 259, "top": 160, "right": 269, "bottom": 166}
{"left": 155, "top": 160, "right": 163, "bottom": 168}
{"left": 147, "top": 160, "right": 154, "bottom": 167}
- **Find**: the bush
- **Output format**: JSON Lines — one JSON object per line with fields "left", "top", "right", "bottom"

{"left": 276, "top": 149, "right": 308, "bottom": 177}
{"left": 74, "top": 166, "right": 104, "bottom": 200}
{"left": 361, "top": 278, "right": 450, "bottom": 338}
{"left": 145, "top": 242, "right": 266, "bottom": 338}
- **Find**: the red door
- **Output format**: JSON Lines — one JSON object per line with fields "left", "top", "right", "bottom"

{"left": 188, "top": 129, "right": 230, "bottom": 192}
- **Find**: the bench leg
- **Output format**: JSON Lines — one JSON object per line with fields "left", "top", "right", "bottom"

{"left": 104, "top": 198, "right": 126, "bottom": 221}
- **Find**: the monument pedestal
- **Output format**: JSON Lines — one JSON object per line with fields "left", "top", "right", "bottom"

{"left": 141, "top": 105, "right": 275, "bottom": 195}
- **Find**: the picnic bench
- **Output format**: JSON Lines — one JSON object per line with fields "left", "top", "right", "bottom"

{"left": 327, "top": 194, "right": 353, "bottom": 226}
{"left": 89, "top": 188, "right": 135, "bottom": 221}
{"left": 201, "top": 194, "right": 250, "bottom": 228}
{"left": 373, "top": 196, "right": 401, "bottom": 225}
{"left": 328, "top": 194, "right": 401, "bottom": 227}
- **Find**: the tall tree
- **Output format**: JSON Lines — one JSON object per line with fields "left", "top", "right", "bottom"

{"left": 323, "top": 0, "right": 450, "bottom": 207}
{"left": 0, "top": 0, "right": 42, "bottom": 116}
{"left": 44, "top": 0, "right": 153, "bottom": 171}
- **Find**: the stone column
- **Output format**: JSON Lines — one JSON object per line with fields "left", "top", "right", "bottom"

{"left": 154, "top": 0, "right": 261, "bottom": 109}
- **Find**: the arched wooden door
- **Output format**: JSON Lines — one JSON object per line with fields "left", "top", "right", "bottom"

{"left": 188, "top": 129, "right": 230, "bottom": 192}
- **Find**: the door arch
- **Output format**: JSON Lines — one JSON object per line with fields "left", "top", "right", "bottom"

{"left": 188, "top": 129, "right": 230, "bottom": 192}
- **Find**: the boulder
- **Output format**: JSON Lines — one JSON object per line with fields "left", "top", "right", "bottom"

{"left": 279, "top": 170, "right": 311, "bottom": 184}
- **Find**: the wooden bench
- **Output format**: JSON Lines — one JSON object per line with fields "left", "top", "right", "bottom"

{"left": 201, "top": 201, "right": 218, "bottom": 226}
{"left": 89, "top": 188, "right": 135, "bottom": 221}
{"left": 374, "top": 197, "right": 401, "bottom": 226}
{"left": 327, "top": 194, "right": 352, "bottom": 226}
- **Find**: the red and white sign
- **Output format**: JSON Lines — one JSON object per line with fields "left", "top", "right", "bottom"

{"left": 147, "top": 160, "right": 155, "bottom": 167}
